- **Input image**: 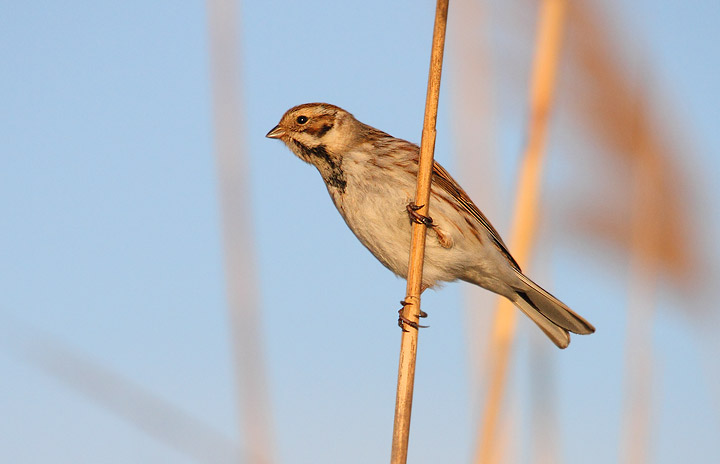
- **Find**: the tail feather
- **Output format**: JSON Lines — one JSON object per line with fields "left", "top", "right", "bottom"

{"left": 511, "top": 270, "right": 595, "bottom": 349}
{"left": 511, "top": 295, "right": 571, "bottom": 349}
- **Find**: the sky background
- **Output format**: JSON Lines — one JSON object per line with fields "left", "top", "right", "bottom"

{"left": 1, "top": 1, "right": 719, "bottom": 463}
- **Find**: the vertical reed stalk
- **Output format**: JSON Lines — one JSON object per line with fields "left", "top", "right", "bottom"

{"left": 621, "top": 102, "right": 658, "bottom": 464}
{"left": 390, "top": 1, "right": 449, "bottom": 462}
{"left": 207, "top": 1, "right": 274, "bottom": 462}
{"left": 474, "top": 1, "right": 567, "bottom": 463}
{"left": 450, "top": 0, "right": 500, "bottom": 397}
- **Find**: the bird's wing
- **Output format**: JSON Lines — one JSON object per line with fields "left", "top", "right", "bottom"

{"left": 432, "top": 162, "right": 522, "bottom": 271}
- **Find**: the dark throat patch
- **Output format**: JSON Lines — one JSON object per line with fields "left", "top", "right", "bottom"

{"left": 294, "top": 142, "right": 347, "bottom": 192}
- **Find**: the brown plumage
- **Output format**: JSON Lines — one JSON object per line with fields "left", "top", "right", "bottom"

{"left": 267, "top": 103, "right": 595, "bottom": 348}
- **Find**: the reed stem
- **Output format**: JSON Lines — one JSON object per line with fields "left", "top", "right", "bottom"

{"left": 474, "top": 1, "right": 567, "bottom": 462}
{"left": 390, "top": 1, "right": 449, "bottom": 462}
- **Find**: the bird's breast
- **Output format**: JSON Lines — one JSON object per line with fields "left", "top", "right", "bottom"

{"left": 325, "top": 160, "right": 416, "bottom": 275}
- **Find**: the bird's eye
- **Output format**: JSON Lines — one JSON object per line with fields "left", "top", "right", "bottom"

{"left": 296, "top": 115, "right": 308, "bottom": 124}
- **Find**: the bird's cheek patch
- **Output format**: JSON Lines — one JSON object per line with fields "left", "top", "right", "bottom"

{"left": 313, "top": 123, "right": 334, "bottom": 137}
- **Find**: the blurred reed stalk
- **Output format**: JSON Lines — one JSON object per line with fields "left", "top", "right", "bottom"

{"left": 564, "top": 2, "right": 696, "bottom": 291}
{"left": 563, "top": 3, "right": 701, "bottom": 460}
{"left": 616, "top": 83, "right": 666, "bottom": 464}
{"left": 621, "top": 111, "right": 658, "bottom": 464}
{"left": 206, "top": 1, "right": 275, "bottom": 463}
{"left": 449, "top": 0, "right": 500, "bottom": 398}
{"left": 474, "top": 0, "right": 567, "bottom": 463}
{"left": 390, "top": 0, "right": 449, "bottom": 462}
{"left": 529, "top": 331, "right": 561, "bottom": 464}
{"left": 0, "top": 320, "right": 237, "bottom": 464}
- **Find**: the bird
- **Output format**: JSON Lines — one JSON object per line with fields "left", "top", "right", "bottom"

{"left": 266, "top": 102, "right": 595, "bottom": 348}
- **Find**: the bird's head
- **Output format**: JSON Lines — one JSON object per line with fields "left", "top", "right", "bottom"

{"left": 266, "top": 103, "right": 361, "bottom": 165}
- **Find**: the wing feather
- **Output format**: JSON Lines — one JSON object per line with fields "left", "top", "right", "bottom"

{"left": 431, "top": 162, "right": 521, "bottom": 271}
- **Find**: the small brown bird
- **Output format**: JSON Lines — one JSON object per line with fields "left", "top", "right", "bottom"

{"left": 266, "top": 103, "right": 594, "bottom": 348}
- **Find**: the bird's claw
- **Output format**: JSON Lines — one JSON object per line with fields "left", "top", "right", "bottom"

{"left": 406, "top": 202, "right": 435, "bottom": 228}
{"left": 400, "top": 301, "right": 427, "bottom": 318}
{"left": 399, "top": 298, "right": 428, "bottom": 318}
{"left": 397, "top": 315, "right": 428, "bottom": 331}
{"left": 397, "top": 302, "right": 429, "bottom": 331}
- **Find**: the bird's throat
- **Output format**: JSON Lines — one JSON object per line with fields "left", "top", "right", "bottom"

{"left": 293, "top": 142, "right": 347, "bottom": 193}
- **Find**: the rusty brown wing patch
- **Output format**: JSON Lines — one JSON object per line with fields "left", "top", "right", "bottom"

{"left": 432, "top": 162, "right": 521, "bottom": 271}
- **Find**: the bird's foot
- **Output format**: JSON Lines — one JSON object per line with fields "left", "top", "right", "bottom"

{"left": 399, "top": 300, "right": 428, "bottom": 318}
{"left": 406, "top": 202, "right": 435, "bottom": 228}
{"left": 397, "top": 299, "right": 429, "bottom": 331}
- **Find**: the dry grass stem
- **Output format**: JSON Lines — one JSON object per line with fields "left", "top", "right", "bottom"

{"left": 560, "top": 5, "right": 703, "bottom": 457}
{"left": 474, "top": 1, "right": 567, "bottom": 463}
{"left": 390, "top": 1, "right": 449, "bottom": 462}
{"left": 207, "top": 1, "right": 275, "bottom": 462}
{"left": 450, "top": 0, "right": 501, "bottom": 396}
{"left": 564, "top": 1, "right": 698, "bottom": 290}
{"left": 620, "top": 122, "right": 658, "bottom": 463}
{"left": 0, "top": 320, "right": 237, "bottom": 463}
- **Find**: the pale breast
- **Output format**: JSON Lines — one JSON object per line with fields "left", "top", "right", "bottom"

{"left": 324, "top": 154, "right": 488, "bottom": 287}
{"left": 330, "top": 160, "right": 415, "bottom": 277}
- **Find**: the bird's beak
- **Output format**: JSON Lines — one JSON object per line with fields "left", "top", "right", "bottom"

{"left": 265, "top": 125, "right": 285, "bottom": 139}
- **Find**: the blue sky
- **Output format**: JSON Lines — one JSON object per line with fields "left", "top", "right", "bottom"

{"left": 1, "top": 1, "right": 718, "bottom": 463}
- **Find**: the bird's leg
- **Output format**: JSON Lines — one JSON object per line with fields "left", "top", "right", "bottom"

{"left": 406, "top": 202, "right": 435, "bottom": 228}
{"left": 407, "top": 202, "right": 452, "bottom": 248}
{"left": 397, "top": 285, "right": 430, "bottom": 331}
{"left": 399, "top": 300, "right": 428, "bottom": 318}
{"left": 397, "top": 307, "right": 428, "bottom": 331}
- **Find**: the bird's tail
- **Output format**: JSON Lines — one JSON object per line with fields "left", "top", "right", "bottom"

{"left": 510, "top": 270, "right": 595, "bottom": 349}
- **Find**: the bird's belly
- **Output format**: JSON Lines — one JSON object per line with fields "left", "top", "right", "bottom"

{"left": 335, "top": 188, "right": 412, "bottom": 273}
{"left": 329, "top": 179, "right": 476, "bottom": 287}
